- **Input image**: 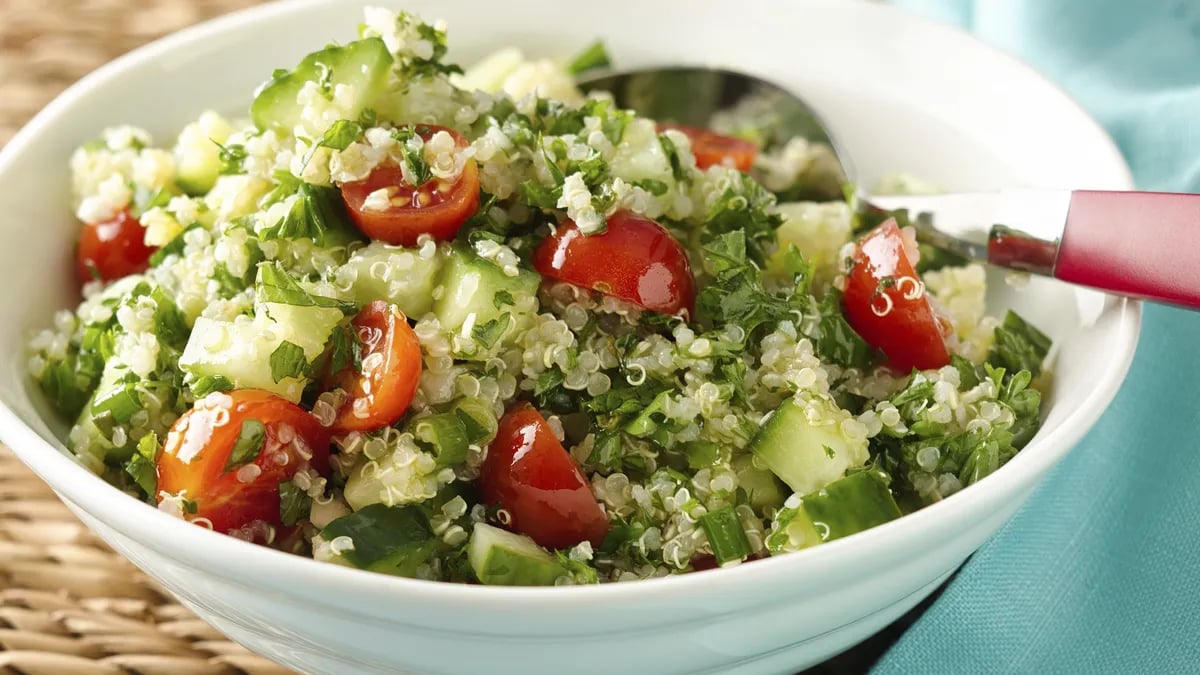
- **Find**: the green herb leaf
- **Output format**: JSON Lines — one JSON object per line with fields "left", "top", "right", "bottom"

{"left": 315, "top": 119, "right": 363, "bottom": 151}
{"left": 150, "top": 288, "right": 188, "bottom": 347}
{"left": 321, "top": 504, "right": 436, "bottom": 571}
{"left": 987, "top": 310, "right": 1051, "bottom": 377}
{"left": 814, "top": 290, "right": 875, "bottom": 370}
{"left": 392, "top": 126, "right": 434, "bottom": 187}
{"left": 260, "top": 183, "right": 358, "bottom": 246}
{"left": 126, "top": 432, "right": 159, "bottom": 499}
{"left": 326, "top": 324, "right": 363, "bottom": 376}
{"left": 587, "top": 430, "right": 624, "bottom": 471}
{"left": 699, "top": 506, "right": 752, "bottom": 565}
{"left": 269, "top": 341, "right": 309, "bottom": 383}
{"left": 257, "top": 262, "right": 355, "bottom": 311}
{"left": 223, "top": 419, "right": 266, "bottom": 473}
{"left": 492, "top": 289, "right": 514, "bottom": 310}
{"left": 279, "top": 480, "right": 312, "bottom": 527}
{"left": 471, "top": 312, "right": 510, "bottom": 350}
{"left": 190, "top": 375, "right": 234, "bottom": 398}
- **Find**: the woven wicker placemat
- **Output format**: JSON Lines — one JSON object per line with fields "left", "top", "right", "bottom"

{"left": 0, "top": 0, "right": 299, "bottom": 672}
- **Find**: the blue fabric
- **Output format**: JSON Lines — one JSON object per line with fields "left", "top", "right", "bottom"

{"left": 874, "top": 2, "right": 1200, "bottom": 673}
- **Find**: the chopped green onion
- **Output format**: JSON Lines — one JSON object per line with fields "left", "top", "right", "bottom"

{"left": 566, "top": 40, "right": 611, "bottom": 76}
{"left": 415, "top": 412, "right": 470, "bottom": 467}
{"left": 91, "top": 385, "right": 142, "bottom": 425}
{"left": 699, "top": 506, "right": 752, "bottom": 565}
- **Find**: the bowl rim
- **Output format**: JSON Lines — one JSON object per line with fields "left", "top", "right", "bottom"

{"left": 0, "top": 0, "right": 1141, "bottom": 609}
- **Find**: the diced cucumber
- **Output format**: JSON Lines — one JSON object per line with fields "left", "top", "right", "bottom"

{"left": 179, "top": 302, "right": 342, "bottom": 402}
{"left": 748, "top": 397, "right": 869, "bottom": 495}
{"left": 251, "top": 38, "right": 393, "bottom": 133}
{"left": 432, "top": 247, "right": 540, "bottom": 351}
{"left": 468, "top": 523, "right": 567, "bottom": 586}
{"left": 453, "top": 47, "right": 525, "bottom": 93}
{"left": 174, "top": 111, "right": 234, "bottom": 195}
{"left": 732, "top": 454, "right": 787, "bottom": 511}
{"left": 204, "top": 174, "right": 273, "bottom": 221}
{"left": 767, "top": 201, "right": 853, "bottom": 282}
{"left": 610, "top": 118, "right": 678, "bottom": 186}
{"left": 337, "top": 241, "right": 444, "bottom": 318}
{"left": 783, "top": 471, "right": 902, "bottom": 548}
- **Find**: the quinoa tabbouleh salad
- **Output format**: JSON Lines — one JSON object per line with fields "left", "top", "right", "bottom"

{"left": 28, "top": 7, "right": 1052, "bottom": 585}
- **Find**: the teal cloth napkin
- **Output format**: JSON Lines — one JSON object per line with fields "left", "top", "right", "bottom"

{"left": 873, "top": 1, "right": 1200, "bottom": 673}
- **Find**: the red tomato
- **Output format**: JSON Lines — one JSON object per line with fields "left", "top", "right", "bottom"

{"left": 156, "top": 389, "right": 331, "bottom": 542}
{"left": 658, "top": 123, "right": 757, "bottom": 172}
{"left": 75, "top": 209, "right": 155, "bottom": 283}
{"left": 339, "top": 124, "right": 480, "bottom": 245}
{"left": 328, "top": 301, "right": 422, "bottom": 434}
{"left": 532, "top": 210, "right": 696, "bottom": 317}
{"left": 842, "top": 219, "right": 951, "bottom": 372}
{"left": 479, "top": 402, "right": 609, "bottom": 549}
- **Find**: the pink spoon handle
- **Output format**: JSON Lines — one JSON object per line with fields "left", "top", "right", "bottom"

{"left": 1057, "top": 190, "right": 1200, "bottom": 309}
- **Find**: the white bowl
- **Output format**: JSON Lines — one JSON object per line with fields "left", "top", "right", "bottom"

{"left": 0, "top": 1, "right": 1140, "bottom": 673}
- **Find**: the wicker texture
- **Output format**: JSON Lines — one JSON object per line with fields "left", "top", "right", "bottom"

{"left": 0, "top": 0, "right": 262, "bottom": 144}
{"left": 0, "top": 0, "right": 297, "bottom": 671}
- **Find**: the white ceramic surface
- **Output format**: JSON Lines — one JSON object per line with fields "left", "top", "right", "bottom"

{"left": 0, "top": 1, "right": 1140, "bottom": 673}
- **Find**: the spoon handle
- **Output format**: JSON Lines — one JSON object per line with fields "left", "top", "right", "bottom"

{"left": 870, "top": 189, "right": 1200, "bottom": 310}
{"left": 1055, "top": 190, "right": 1200, "bottom": 309}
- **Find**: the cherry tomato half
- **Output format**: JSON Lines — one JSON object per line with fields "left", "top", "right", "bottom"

{"left": 658, "top": 123, "right": 758, "bottom": 172}
{"left": 842, "top": 218, "right": 951, "bottom": 372}
{"left": 533, "top": 210, "right": 696, "bottom": 317}
{"left": 327, "top": 300, "right": 423, "bottom": 434}
{"left": 479, "top": 402, "right": 609, "bottom": 550}
{"left": 339, "top": 124, "right": 480, "bottom": 246}
{"left": 75, "top": 209, "right": 155, "bottom": 283}
{"left": 156, "top": 389, "right": 331, "bottom": 542}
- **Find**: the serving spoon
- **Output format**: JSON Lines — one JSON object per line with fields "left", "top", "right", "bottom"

{"left": 580, "top": 67, "right": 1200, "bottom": 310}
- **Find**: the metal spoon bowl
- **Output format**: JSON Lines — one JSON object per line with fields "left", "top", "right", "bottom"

{"left": 580, "top": 66, "right": 1200, "bottom": 310}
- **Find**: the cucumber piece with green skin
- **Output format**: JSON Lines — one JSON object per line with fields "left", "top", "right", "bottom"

{"left": 433, "top": 247, "right": 540, "bottom": 349}
{"left": 468, "top": 523, "right": 568, "bottom": 586}
{"left": 748, "top": 396, "right": 869, "bottom": 495}
{"left": 179, "top": 302, "right": 343, "bottom": 403}
{"left": 174, "top": 111, "right": 234, "bottom": 196}
{"left": 338, "top": 241, "right": 444, "bottom": 318}
{"left": 251, "top": 38, "right": 393, "bottom": 133}
{"left": 732, "top": 454, "right": 787, "bottom": 511}
{"left": 784, "top": 470, "right": 903, "bottom": 548}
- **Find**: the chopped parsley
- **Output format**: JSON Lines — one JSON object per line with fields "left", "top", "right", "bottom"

{"left": 279, "top": 480, "right": 312, "bottom": 527}
{"left": 125, "top": 432, "right": 159, "bottom": 500}
{"left": 269, "top": 341, "right": 309, "bottom": 383}
{"left": 256, "top": 262, "right": 355, "bottom": 311}
{"left": 987, "top": 310, "right": 1051, "bottom": 377}
{"left": 224, "top": 419, "right": 267, "bottom": 473}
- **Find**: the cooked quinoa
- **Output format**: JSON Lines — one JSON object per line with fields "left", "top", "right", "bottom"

{"left": 28, "top": 7, "right": 1051, "bottom": 585}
